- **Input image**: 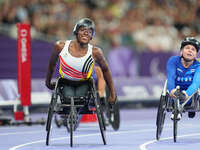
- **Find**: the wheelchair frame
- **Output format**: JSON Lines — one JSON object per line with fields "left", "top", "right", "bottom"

{"left": 156, "top": 80, "right": 200, "bottom": 142}
{"left": 54, "top": 82, "right": 121, "bottom": 132}
{"left": 45, "top": 77, "right": 106, "bottom": 147}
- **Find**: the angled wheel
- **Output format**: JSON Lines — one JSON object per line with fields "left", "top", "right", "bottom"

{"left": 109, "top": 99, "right": 120, "bottom": 131}
{"left": 105, "top": 86, "right": 120, "bottom": 131}
{"left": 156, "top": 95, "right": 166, "bottom": 141}
{"left": 95, "top": 96, "right": 106, "bottom": 145}
{"left": 97, "top": 94, "right": 107, "bottom": 131}
{"left": 46, "top": 91, "right": 57, "bottom": 146}
{"left": 91, "top": 80, "right": 106, "bottom": 145}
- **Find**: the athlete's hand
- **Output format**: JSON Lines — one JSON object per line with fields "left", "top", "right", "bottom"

{"left": 46, "top": 81, "right": 56, "bottom": 90}
{"left": 108, "top": 95, "right": 117, "bottom": 105}
{"left": 181, "top": 90, "right": 189, "bottom": 101}
{"left": 170, "top": 88, "right": 177, "bottom": 99}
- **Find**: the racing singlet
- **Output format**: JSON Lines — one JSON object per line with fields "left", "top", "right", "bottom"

{"left": 59, "top": 40, "right": 94, "bottom": 81}
{"left": 167, "top": 56, "right": 200, "bottom": 97}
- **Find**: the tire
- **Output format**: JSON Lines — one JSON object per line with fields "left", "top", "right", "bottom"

{"left": 95, "top": 100, "right": 106, "bottom": 145}
{"left": 173, "top": 100, "right": 178, "bottom": 143}
{"left": 110, "top": 100, "right": 120, "bottom": 131}
{"left": 46, "top": 92, "right": 57, "bottom": 146}
{"left": 70, "top": 113, "right": 74, "bottom": 147}
{"left": 105, "top": 86, "right": 120, "bottom": 131}
{"left": 94, "top": 90, "right": 106, "bottom": 145}
{"left": 98, "top": 95, "right": 106, "bottom": 131}
{"left": 156, "top": 95, "right": 166, "bottom": 141}
{"left": 90, "top": 79, "right": 106, "bottom": 145}
{"left": 70, "top": 97, "right": 75, "bottom": 147}
{"left": 173, "top": 117, "right": 177, "bottom": 142}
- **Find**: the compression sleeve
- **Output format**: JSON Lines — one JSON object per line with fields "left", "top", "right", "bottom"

{"left": 166, "top": 56, "right": 177, "bottom": 92}
{"left": 186, "top": 66, "right": 200, "bottom": 96}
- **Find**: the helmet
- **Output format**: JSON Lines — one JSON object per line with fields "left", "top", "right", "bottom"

{"left": 73, "top": 18, "right": 95, "bottom": 39}
{"left": 180, "top": 37, "right": 200, "bottom": 52}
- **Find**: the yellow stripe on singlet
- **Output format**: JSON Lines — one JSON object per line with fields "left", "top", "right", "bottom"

{"left": 59, "top": 65, "right": 63, "bottom": 78}
{"left": 87, "top": 63, "right": 94, "bottom": 79}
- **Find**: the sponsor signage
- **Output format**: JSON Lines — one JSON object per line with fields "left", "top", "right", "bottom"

{"left": 17, "top": 24, "right": 31, "bottom": 106}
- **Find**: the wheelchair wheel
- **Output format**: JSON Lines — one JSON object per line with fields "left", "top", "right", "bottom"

{"left": 105, "top": 87, "right": 120, "bottom": 131}
{"left": 89, "top": 79, "right": 106, "bottom": 145}
{"left": 70, "top": 113, "right": 74, "bottom": 147}
{"left": 173, "top": 100, "right": 178, "bottom": 143}
{"left": 173, "top": 116, "right": 178, "bottom": 142}
{"left": 156, "top": 95, "right": 166, "bottom": 141}
{"left": 95, "top": 98, "right": 106, "bottom": 145}
{"left": 46, "top": 91, "right": 57, "bottom": 146}
{"left": 91, "top": 86, "right": 106, "bottom": 145}
{"left": 98, "top": 94, "right": 107, "bottom": 131}
{"left": 69, "top": 97, "right": 76, "bottom": 147}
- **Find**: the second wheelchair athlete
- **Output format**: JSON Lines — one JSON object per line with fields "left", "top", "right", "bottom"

{"left": 166, "top": 37, "right": 200, "bottom": 120}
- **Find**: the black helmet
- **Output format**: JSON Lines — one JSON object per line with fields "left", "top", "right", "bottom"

{"left": 73, "top": 18, "right": 95, "bottom": 39}
{"left": 180, "top": 37, "right": 200, "bottom": 52}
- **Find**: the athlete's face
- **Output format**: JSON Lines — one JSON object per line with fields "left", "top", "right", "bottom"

{"left": 77, "top": 26, "right": 92, "bottom": 44}
{"left": 181, "top": 44, "right": 197, "bottom": 61}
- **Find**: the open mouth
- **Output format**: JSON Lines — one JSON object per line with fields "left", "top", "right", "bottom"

{"left": 81, "top": 36, "right": 89, "bottom": 40}
{"left": 186, "top": 53, "right": 192, "bottom": 57}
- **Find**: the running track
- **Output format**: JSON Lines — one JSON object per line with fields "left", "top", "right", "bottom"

{"left": 1, "top": 108, "right": 200, "bottom": 150}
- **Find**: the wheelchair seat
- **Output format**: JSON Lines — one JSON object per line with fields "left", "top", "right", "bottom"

{"left": 55, "top": 78, "right": 96, "bottom": 115}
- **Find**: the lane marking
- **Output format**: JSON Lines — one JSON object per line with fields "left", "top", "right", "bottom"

{"left": 9, "top": 128, "right": 158, "bottom": 150}
{"left": 140, "top": 132, "right": 200, "bottom": 150}
{"left": 0, "top": 130, "right": 44, "bottom": 136}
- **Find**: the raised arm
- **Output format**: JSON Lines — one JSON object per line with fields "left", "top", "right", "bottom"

{"left": 92, "top": 47, "right": 116, "bottom": 103}
{"left": 45, "top": 41, "right": 65, "bottom": 90}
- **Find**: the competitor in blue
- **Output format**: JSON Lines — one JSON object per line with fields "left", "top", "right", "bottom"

{"left": 166, "top": 37, "right": 200, "bottom": 119}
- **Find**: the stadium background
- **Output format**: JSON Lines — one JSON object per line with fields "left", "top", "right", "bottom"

{"left": 0, "top": 0, "right": 200, "bottom": 110}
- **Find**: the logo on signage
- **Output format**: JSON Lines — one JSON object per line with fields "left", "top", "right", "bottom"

{"left": 20, "top": 29, "right": 28, "bottom": 63}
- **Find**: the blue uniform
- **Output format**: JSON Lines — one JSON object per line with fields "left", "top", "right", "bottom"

{"left": 167, "top": 56, "right": 200, "bottom": 102}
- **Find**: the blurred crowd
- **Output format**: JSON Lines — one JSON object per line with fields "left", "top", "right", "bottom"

{"left": 0, "top": 0, "right": 200, "bottom": 53}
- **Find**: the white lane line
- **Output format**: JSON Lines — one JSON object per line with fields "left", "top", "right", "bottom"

{"left": 0, "top": 130, "right": 44, "bottom": 136}
{"left": 140, "top": 132, "right": 200, "bottom": 150}
{"left": 9, "top": 128, "right": 157, "bottom": 150}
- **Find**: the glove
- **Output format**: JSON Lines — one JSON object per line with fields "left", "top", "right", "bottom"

{"left": 109, "top": 96, "right": 117, "bottom": 111}
{"left": 46, "top": 81, "right": 56, "bottom": 90}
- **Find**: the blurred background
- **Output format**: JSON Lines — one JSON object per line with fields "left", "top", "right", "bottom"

{"left": 0, "top": 0, "right": 200, "bottom": 111}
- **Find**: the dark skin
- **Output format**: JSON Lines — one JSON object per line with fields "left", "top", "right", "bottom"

{"left": 45, "top": 27, "right": 116, "bottom": 103}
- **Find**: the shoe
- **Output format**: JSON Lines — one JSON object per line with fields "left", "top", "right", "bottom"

{"left": 188, "top": 112, "right": 195, "bottom": 118}
{"left": 171, "top": 113, "right": 182, "bottom": 120}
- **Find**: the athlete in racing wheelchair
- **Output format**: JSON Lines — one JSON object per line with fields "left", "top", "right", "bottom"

{"left": 54, "top": 65, "right": 120, "bottom": 131}
{"left": 156, "top": 37, "right": 200, "bottom": 142}
{"left": 45, "top": 18, "right": 118, "bottom": 146}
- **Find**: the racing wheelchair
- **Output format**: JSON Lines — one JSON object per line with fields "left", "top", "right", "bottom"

{"left": 54, "top": 83, "right": 120, "bottom": 132}
{"left": 156, "top": 80, "right": 200, "bottom": 142}
{"left": 46, "top": 77, "right": 106, "bottom": 147}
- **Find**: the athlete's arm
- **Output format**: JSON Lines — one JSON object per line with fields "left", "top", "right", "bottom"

{"left": 45, "top": 41, "right": 65, "bottom": 90}
{"left": 186, "top": 66, "right": 200, "bottom": 96}
{"left": 166, "top": 56, "right": 177, "bottom": 97}
{"left": 95, "top": 66, "right": 106, "bottom": 98}
{"left": 92, "top": 47, "right": 116, "bottom": 103}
